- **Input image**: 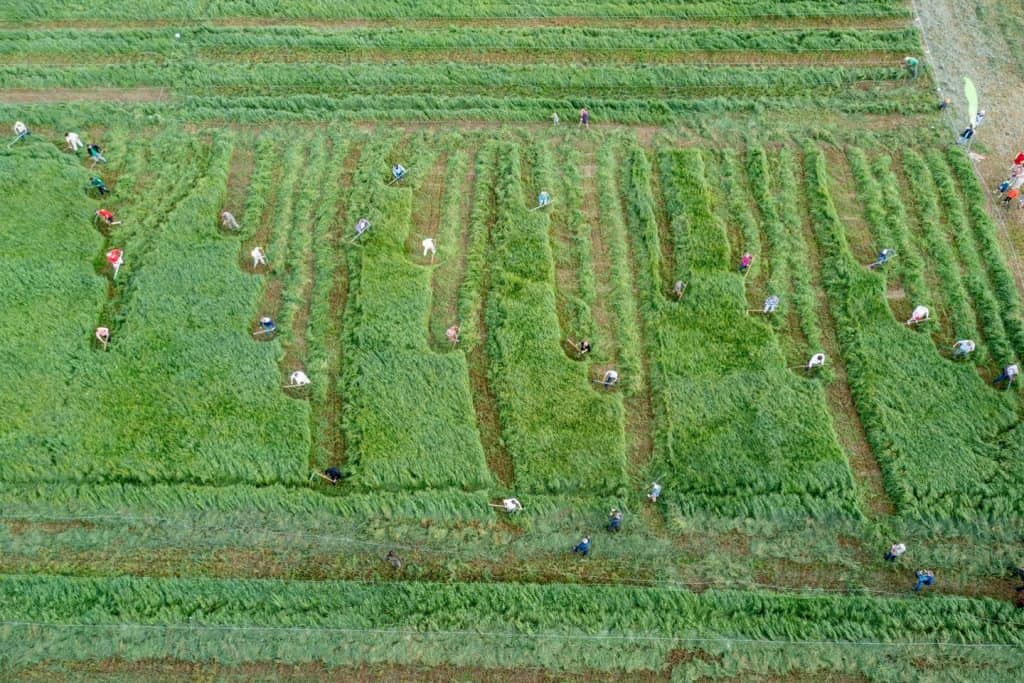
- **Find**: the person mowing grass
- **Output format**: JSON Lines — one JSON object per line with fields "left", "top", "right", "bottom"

{"left": 572, "top": 535, "right": 591, "bottom": 558}
{"left": 993, "top": 364, "right": 1019, "bottom": 389}
{"left": 220, "top": 210, "right": 240, "bottom": 231}
{"left": 89, "top": 176, "right": 110, "bottom": 196}
{"left": 884, "top": 542, "right": 906, "bottom": 562}
{"left": 868, "top": 248, "right": 894, "bottom": 270}
{"left": 607, "top": 508, "right": 623, "bottom": 533}
{"left": 65, "top": 131, "right": 83, "bottom": 153}
{"left": 952, "top": 339, "right": 975, "bottom": 359}
{"left": 913, "top": 569, "right": 935, "bottom": 592}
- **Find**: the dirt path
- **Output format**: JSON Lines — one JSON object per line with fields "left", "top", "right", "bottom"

{"left": 913, "top": 0, "right": 1024, "bottom": 294}
{"left": 0, "top": 87, "right": 169, "bottom": 103}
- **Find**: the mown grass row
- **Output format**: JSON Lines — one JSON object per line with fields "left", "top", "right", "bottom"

{"left": 1, "top": 574, "right": 1017, "bottom": 676}
{"left": 595, "top": 140, "right": 643, "bottom": 395}
{"left": 427, "top": 140, "right": 469, "bottom": 344}
{"left": 925, "top": 150, "right": 1011, "bottom": 366}
{"left": 455, "top": 143, "right": 496, "bottom": 351}
{"left": 236, "top": 133, "right": 278, "bottom": 240}
{"left": 900, "top": 149, "right": 978, "bottom": 347}
{"left": 803, "top": 144, "right": 1023, "bottom": 520}
{"left": 746, "top": 147, "right": 788, "bottom": 329}
{"left": 0, "top": 63, "right": 914, "bottom": 94}
{"left": 718, "top": 149, "right": 761, "bottom": 279}
{"left": 1, "top": 0, "right": 913, "bottom": 22}
{"left": 485, "top": 141, "right": 626, "bottom": 494}
{"left": 278, "top": 135, "right": 328, "bottom": 374}
{"left": 947, "top": 149, "right": 1024, "bottom": 363}
{"left": 0, "top": 91, "right": 935, "bottom": 132}
{"left": 0, "top": 26, "right": 920, "bottom": 55}
{"left": 774, "top": 148, "right": 826, "bottom": 354}
{"left": 623, "top": 144, "right": 856, "bottom": 518}
{"left": 533, "top": 140, "right": 598, "bottom": 350}
{"left": 304, "top": 133, "right": 351, "bottom": 470}
{"left": 847, "top": 148, "right": 930, "bottom": 318}
{"left": 338, "top": 134, "right": 491, "bottom": 491}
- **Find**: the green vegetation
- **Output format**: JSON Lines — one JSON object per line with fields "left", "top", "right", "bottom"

{"left": 2, "top": 2, "right": 1023, "bottom": 679}
{"left": 485, "top": 142, "right": 626, "bottom": 494}
{"left": 804, "top": 144, "right": 1022, "bottom": 519}
{"left": 338, "top": 135, "right": 491, "bottom": 491}
{"left": 623, "top": 145, "right": 856, "bottom": 518}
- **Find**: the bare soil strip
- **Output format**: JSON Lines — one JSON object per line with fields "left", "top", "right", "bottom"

{"left": 0, "top": 87, "right": 168, "bottom": 102}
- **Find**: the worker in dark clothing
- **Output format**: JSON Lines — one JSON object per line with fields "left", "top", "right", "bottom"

{"left": 572, "top": 535, "right": 591, "bottom": 558}
{"left": 607, "top": 508, "right": 623, "bottom": 533}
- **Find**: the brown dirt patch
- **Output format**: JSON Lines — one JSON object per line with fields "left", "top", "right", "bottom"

{"left": 0, "top": 87, "right": 169, "bottom": 103}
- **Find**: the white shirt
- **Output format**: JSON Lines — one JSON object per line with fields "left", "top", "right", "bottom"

{"left": 955, "top": 340, "right": 975, "bottom": 353}
{"left": 911, "top": 306, "right": 929, "bottom": 320}
{"left": 502, "top": 498, "right": 521, "bottom": 512}
{"left": 1007, "top": 365, "right": 1019, "bottom": 378}
{"left": 66, "top": 132, "right": 82, "bottom": 147}
{"left": 422, "top": 238, "right": 436, "bottom": 253}
{"left": 808, "top": 353, "right": 825, "bottom": 368}
{"left": 604, "top": 370, "right": 618, "bottom": 382}
{"left": 251, "top": 247, "right": 264, "bottom": 259}
{"left": 13, "top": 121, "right": 26, "bottom": 134}
{"left": 290, "top": 371, "right": 310, "bottom": 386}
{"left": 889, "top": 543, "right": 906, "bottom": 557}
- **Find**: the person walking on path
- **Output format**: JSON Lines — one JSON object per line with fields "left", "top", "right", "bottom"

{"left": 884, "top": 542, "right": 906, "bottom": 562}
{"left": 572, "top": 535, "right": 591, "bottom": 558}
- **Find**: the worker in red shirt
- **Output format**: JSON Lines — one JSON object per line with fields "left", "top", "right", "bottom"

{"left": 96, "top": 208, "right": 120, "bottom": 226}
{"left": 106, "top": 248, "right": 123, "bottom": 277}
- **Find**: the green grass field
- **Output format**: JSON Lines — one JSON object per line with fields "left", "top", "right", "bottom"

{"left": 1, "top": 1, "right": 1023, "bottom": 680}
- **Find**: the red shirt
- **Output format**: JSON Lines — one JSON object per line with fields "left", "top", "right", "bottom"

{"left": 106, "top": 249, "right": 122, "bottom": 264}
{"left": 1008, "top": 189, "right": 1020, "bottom": 200}
{"left": 97, "top": 209, "right": 113, "bottom": 221}
{"left": 1015, "top": 152, "right": 1024, "bottom": 165}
